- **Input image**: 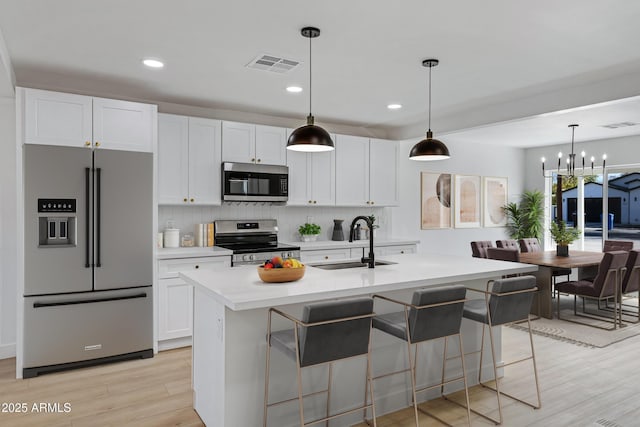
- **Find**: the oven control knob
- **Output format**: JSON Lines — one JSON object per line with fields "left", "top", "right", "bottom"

{"left": 249, "top": 254, "right": 256, "bottom": 261}
{"left": 242, "top": 255, "right": 250, "bottom": 261}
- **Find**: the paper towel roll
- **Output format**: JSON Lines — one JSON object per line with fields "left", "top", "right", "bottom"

{"left": 164, "top": 228, "right": 180, "bottom": 248}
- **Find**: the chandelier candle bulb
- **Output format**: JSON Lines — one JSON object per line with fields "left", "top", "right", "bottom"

{"left": 603, "top": 154, "right": 607, "bottom": 170}
{"left": 582, "top": 151, "right": 586, "bottom": 170}
{"left": 541, "top": 157, "right": 545, "bottom": 176}
{"left": 558, "top": 152, "right": 562, "bottom": 171}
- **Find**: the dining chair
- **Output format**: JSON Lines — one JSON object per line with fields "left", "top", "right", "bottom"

{"left": 603, "top": 239, "right": 634, "bottom": 252}
{"left": 519, "top": 238, "right": 571, "bottom": 289}
{"left": 370, "top": 286, "right": 470, "bottom": 427}
{"left": 471, "top": 241, "right": 494, "bottom": 258}
{"left": 460, "top": 276, "right": 541, "bottom": 425}
{"left": 487, "top": 247, "right": 520, "bottom": 262}
{"left": 555, "top": 251, "right": 628, "bottom": 330}
{"left": 496, "top": 239, "right": 519, "bottom": 250}
{"left": 617, "top": 249, "right": 640, "bottom": 323}
{"left": 263, "top": 297, "right": 376, "bottom": 427}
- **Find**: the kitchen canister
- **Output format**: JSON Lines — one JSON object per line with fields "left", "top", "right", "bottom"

{"left": 163, "top": 228, "right": 180, "bottom": 248}
{"left": 331, "top": 219, "right": 345, "bottom": 241}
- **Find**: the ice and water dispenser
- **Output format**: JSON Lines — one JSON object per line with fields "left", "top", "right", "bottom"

{"left": 38, "top": 199, "right": 77, "bottom": 247}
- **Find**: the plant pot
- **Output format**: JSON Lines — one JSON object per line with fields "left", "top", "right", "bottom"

{"left": 300, "top": 234, "right": 319, "bottom": 242}
{"left": 556, "top": 245, "right": 569, "bottom": 257}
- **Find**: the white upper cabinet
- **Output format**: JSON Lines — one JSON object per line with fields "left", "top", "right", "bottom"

{"left": 222, "top": 121, "right": 286, "bottom": 165}
{"left": 221, "top": 121, "right": 255, "bottom": 163}
{"left": 369, "top": 139, "right": 399, "bottom": 206}
{"left": 158, "top": 114, "right": 189, "bottom": 204}
{"left": 188, "top": 117, "right": 222, "bottom": 204}
{"left": 335, "top": 135, "right": 398, "bottom": 206}
{"left": 286, "top": 129, "right": 335, "bottom": 206}
{"left": 24, "top": 88, "right": 93, "bottom": 148}
{"left": 158, "top": 114, "right": 221, "bottom": 205}
{"left": 255, "top": 125, "right": 287, "bottom": 165}
{"left": 92, "top": 97, "right": 155, "bottom": 152}
{"left": 335, "top": 135, "right": 370, "bottom": 206}
{"left": 22, "top": 88, "right": 155, "bottom": 152}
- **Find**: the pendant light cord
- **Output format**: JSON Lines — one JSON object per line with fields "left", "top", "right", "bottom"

{"left": 427, "top": 64, "right": 432, "bottom": 131}
{"left": 309, "top": 34, "right": 312, "bottom": 117}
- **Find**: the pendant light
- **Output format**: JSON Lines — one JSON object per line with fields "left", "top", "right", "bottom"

{"left": 287, "top": 27, "right": 334, "bottom": 152}
{"left": 409, "top": 59, "right": 450, "bottom": 161}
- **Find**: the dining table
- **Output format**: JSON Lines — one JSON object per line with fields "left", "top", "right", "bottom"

{"left": 518, "top": 250, "right": 604, "bottom": 319}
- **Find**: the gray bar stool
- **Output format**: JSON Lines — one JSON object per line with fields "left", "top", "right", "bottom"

{"left": 263, "top": 297, "right": 376, "bottom": 427}
{"left": 458, "top": 275, "right": 541, "bottom": 425}
{"left": 370, "top": 285, "right": 471, "bottom": 426}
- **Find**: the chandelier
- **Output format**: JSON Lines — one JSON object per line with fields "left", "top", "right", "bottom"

{"left": 541, "top": 124, "right": 606, "bottom": 178}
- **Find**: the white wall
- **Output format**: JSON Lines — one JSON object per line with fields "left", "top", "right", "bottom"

{"left": 0, "top": 96, "right": 16, "bottom": 358}
{"left": 159, "top": 205, "right": 392, "bottom": 244}
{"left": 392, "top": 138, "right": 525, "bottom": 255}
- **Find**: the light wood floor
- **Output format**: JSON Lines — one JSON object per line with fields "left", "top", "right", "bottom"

{"left": 1, "top": 326, "right": 640, "bottom": 426}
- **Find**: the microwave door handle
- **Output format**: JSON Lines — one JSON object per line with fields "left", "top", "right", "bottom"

{"left": 96, "top": 167, "right": 101, "bottom": 268}
{"left": 85, "top": 167, "right": 91, "bottom": 268}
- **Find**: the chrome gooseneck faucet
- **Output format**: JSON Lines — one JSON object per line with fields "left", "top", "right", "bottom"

{"left": 349, "top": 216, "right": 375, "bottom": 268}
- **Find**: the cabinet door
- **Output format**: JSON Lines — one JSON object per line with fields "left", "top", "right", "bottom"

{"left": 369, "top": 139, "right": 399, "bottom": 206}
{"left": 299, "top": 248, "right": 353, "bottom": 263}
{"left": 158, "top": 114, "right": 189, "bottom": 204}
{"left": 24, "top": 88, "right": 93, "bottom": 147}
{"left": 222, "top": 121, "right": 255, "bottom": 163}
{"left": 189, "top": 118, "right": 222, "bottom": 204}
{"left": 93, "top": 97, "right": 155, "bottom": 152}
{"left": 255, "top": 125, "right": 287, "bottom": 165}
{"left": 335, "top": 135, "right": 370, "bottom": 206}
{"left": 286, "top": 149, "right": 310, "bottom": 206}
{"left": 310, "top": 149, "right": 335, "bottom": 205}
{"left": 158, "top": 278, "right": 193, "bottom": 340}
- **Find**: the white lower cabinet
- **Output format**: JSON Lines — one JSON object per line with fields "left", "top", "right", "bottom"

{"left": 158, "top": 256, "right": 231, "bottom": 350}
{"left": 376, "top": 244, "right": 417, "bottom": 256}
{"left": 300, "top": 248, "right": 353, "bottom": 263}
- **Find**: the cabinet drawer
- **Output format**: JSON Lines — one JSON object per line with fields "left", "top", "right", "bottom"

{"left": 300, "top": 249, "right": 353, "bottom": 263}
{"left": 376, "top": 245, "right": 416, "bottom": 256}
{"left": 158, "top": 256, "right": 230, "bottom": 279}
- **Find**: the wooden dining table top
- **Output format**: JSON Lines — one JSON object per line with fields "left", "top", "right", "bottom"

{"left": 518, "top": 250, "right": 604, "bottom": 269}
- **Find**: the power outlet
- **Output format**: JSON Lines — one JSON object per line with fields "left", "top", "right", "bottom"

{"left": 307, "top": 216, "right": 314, "bottom": 224}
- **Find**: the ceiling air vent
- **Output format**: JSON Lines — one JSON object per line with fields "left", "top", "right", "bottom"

{"left": 246, "top": 54, "right": 301, "bottom": 74}
{"left": 600, "top": 121, "right": 639, "bottom": 129}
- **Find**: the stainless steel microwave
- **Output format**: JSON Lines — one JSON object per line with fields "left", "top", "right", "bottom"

{"left": 222, "top": 162, "right": 288, "bottom": 203}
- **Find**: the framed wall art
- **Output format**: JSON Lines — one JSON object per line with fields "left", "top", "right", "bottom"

{"left": 454, "top": 174, "right": 481, "bottom": 228}
{"left": 483, "top": 176, "right": 508, "bottom": 227}
{"left": 420, "top": 172, "right": 452, "bottom": 229}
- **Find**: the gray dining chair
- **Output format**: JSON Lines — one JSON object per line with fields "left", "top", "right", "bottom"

{"left": 370, "top": 285, "right": 471, "bottom": 427}
{"left": 461, "top": 276, "right": 541, "bottom": 425}
{"left": 264, "top": 297, "right": 376, "bottom": 427}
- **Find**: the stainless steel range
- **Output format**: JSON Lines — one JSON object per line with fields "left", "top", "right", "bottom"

{"left": 214, "top": 219, "right": 300, "bottom": 266}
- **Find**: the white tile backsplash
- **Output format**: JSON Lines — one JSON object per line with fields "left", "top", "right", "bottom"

{"left": 159, "top": 204, "right": 392, "bottom": 243}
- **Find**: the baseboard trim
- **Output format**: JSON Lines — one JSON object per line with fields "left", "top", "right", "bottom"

{"left": 0, "top": 342, "right": 17, "bottom": 360}
{"left": 158, "top": 337, "right": 192, "bottom": 352}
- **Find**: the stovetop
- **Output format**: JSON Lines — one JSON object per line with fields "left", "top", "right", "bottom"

{"left": 216, "top": 242, "right": 300, "bottom": 254}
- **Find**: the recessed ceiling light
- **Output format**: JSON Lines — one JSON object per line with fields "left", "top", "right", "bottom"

{"left": 143, "top": 59, "right": 164, "bottom": 68}
{"left": 286, "top": 86, "right": 303, "bottom": 93}
{"left": 387, "top": 104, "right": 402, "bottom": 110}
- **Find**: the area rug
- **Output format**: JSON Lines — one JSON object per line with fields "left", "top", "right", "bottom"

{"left": 508, "top": 295, "right": 640, "bottom": 348}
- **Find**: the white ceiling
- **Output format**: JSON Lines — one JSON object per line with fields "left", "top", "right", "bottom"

{"left": 1, "top": 0, "right": 640, "bottom": 145}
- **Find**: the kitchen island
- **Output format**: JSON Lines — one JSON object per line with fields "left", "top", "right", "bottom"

{"left": 181, "top": 253, "right": 537, "bottom": 427}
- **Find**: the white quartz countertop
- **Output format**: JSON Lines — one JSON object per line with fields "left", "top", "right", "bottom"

{"left": 283, "top": 238, "right": 420, "bottom": 250}
{"left": 157, "top": 246, "right": 232, "bottom": 260}
{"left": 180, "top": 253, "right": 538, "bottom": 311}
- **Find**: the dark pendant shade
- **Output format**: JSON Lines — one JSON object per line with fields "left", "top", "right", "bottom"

{"left": 409, "top": 130, "right": 450, "bottom": 161}
{"left": 287, "top": 115, "right": 334, "bottom": 152}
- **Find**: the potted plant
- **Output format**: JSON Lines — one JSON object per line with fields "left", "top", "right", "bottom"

{"left": 549, "top": 220, "right": 581, "bottom": 257}
{"left": 298, "top": 223, "right": 321, "bottom": 242}
{"left": 503, "top": 190, "right": 545, "bottom": 240}
{"left": 367, "top": 214, "right": 380, "bottom": 239}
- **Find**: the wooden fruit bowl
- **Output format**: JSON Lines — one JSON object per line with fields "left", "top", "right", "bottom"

{"left": 257, "top": 265, "right": 306, "bottom": 283}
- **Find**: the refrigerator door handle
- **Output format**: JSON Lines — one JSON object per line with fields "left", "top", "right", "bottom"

{"left": 96, "top": 167, "right": 101, "bottom": 268}
{"left": 85, "top": 167, "right": 91, "bottom": 268}
{"left": 33, "top": 292, "right": 147, "bottom": 308}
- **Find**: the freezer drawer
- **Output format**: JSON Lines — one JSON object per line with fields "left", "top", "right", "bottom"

{"left": 23, "top": 287, "right": 152, "bottom": 369}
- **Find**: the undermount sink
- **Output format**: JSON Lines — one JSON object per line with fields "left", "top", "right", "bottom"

{"left": 309, "top": 260, "right": 397, "bottom": 270}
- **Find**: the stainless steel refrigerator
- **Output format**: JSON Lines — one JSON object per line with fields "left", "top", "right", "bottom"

{"left": 23, "top": 144, "right": 153, "bottom": 378}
